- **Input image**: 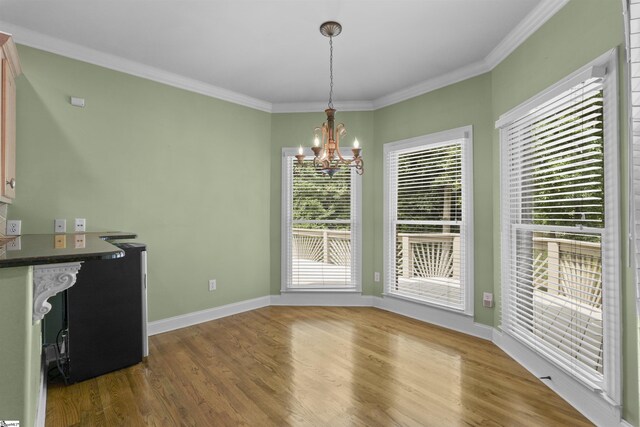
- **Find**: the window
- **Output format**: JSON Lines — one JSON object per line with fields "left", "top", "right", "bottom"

{"left": 282, "top": 148, "right": 361, "bottom": 291}
{"left": 498, "top": 51, "right": 620, "bottom": 403}
{"left": 384, "top": 127, "right": 473, "bottom": 313}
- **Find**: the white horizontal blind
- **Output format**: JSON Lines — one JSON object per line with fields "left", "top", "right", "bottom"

{"left": 386, "top": 137, "right": 469, "bottom": 311}
{"left": 501, "top": 74, "right": 610, "bottom": 391}
{"left": 283, "top": 154, "right": 359, "bottom": 289}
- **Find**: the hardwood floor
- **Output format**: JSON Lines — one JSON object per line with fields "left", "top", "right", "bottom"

{"left": 46, "top": 306, "right": 593, "bottom": 426}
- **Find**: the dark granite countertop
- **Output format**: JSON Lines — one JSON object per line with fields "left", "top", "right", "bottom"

{"left": 0, "top": 231, "right": 137, "bottom": 268}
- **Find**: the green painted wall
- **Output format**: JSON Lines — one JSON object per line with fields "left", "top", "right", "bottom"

{"left": 11, "top": 46, "right": 272, "bottom": 321}
{"left": 372, "top": 73, "right": 495, "bottom": 326}
{"left": 491, "top": 0, "right": 638, "bottom": 424}
{"left": 269, "top": 111, "right": 374, "bottom": 294}
{"left": 0, "top": 266, "right": 40, "bottom": 427}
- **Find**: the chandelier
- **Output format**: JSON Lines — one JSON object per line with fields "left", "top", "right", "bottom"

{"left": 296, "top": 21, "right": 364, "bottom": 177}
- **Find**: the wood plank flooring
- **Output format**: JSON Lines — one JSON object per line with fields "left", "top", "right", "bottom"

{"left": 46, "top": 306, "right": 593, "bottom": 426}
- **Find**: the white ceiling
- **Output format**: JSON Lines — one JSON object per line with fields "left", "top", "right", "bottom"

{"left": 0, "top": 0, "right": 566, "bottom": 112}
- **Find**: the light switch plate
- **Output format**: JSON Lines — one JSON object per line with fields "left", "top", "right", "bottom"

{"left": 54, "top": 219, "right": 66, "bottom": 233}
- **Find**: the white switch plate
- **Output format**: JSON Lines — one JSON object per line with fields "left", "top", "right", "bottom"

{"left": 74, "top": 218, "right": 86, "bottom": 232}
{"left": 54, "top": 218, "right": 66, "bottom": 233}
{"left": 209, "top": 279, "right": 216, "bottom": 291}
{"left": 374, "top": 272, "right": 380, "bottom": 282}
{"left": 6, "top": 220, "right": 21, "bottom": 236}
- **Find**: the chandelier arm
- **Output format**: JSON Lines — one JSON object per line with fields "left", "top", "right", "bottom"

{"left": 336, "top": 149, "right": 349, "bottom": 163}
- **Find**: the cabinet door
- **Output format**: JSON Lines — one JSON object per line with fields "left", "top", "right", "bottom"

{"left": 2, "top": 58, "right": 15, "bottom": 199}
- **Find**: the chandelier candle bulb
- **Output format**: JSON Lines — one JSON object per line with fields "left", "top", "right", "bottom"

{"left": 352, "top": 138, "right": 362, "bottom": 158}
{"left": 295, "top": 145, "right": 306, "bottom": 165}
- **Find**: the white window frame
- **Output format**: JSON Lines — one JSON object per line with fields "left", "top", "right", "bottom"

{"left": 623, "top": 0, "right": 640, "bottom": 314}
{"left": 383, "top": 126, "right": 474, "bottom": 315}
{"left": 281, "top": 147, "right": 362, "bottom": 292}
{"left": 497, "top": 49, "right": 621, "bottom": 404}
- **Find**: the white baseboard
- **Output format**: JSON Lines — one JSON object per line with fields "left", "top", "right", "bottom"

{"left": 147, "top": 295, "right": 271, "bottom": 336}
{"left": 270, "top": 292, "right": 374, "bottom": 306}
{"left": 372, "top": 295, "right": 494, "bottom": 340}
{"left": 492, "top": 331, "right": 624, "bottom": 427}
{"left": 35, "top": 355, "right": 46, "bottom": 427}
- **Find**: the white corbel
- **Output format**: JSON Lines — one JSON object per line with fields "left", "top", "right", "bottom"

{"left": 33, "top": 262, "right": 82, "bottom": 324}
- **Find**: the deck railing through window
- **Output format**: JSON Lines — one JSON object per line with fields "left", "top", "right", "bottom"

{"left": 530, "top": 235, "right": 603, "bottom": 374}
{"left": 292, "top": 228, "right": 351, "bottom": 266}
{"left": 390, "top": 230, "right": 602, "bottom": 372}
{"left": 291, "top": 227, "right": 603, "bottom": 372}
{"left": 390, "top": 232, "right": 462, "bottom": 306}
{"left": 290, "top": 228, "right": 351, "bottom": 287}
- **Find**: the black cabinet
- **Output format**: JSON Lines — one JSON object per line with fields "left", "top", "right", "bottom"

{"left": 66, "top": 243, "right": 147, "bottom": 383}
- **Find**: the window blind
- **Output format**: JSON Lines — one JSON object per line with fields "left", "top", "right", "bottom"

{"left": 500, "top": 73, "right": 612, "bottom": 391}
{"left": 283, "top": 154, "right": 359, "bottom": 290}
{"left": 385, "top": 135, "right": 471, "bottom": 312}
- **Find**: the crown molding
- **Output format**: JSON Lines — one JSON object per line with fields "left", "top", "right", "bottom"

{"left": 372, "top": 59, "right": 490, "bottom": 109}
{"left": 271, "top": 100, "right": 375, "bottom": 113}
{"left": 0, "top": 21, "right": 273, "bottom": 113}
{"left": 371, "top": 0, "right": 569, "bottom": 109}
{"left": 0, "top": 0, "right": 567, "bottom": 113}
{"left": 484, "top": 0, "right": 570, "bottom": 68}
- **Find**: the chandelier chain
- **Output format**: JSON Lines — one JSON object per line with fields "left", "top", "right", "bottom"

{"left": 328, "top": 35, "right": 334, "bottom": 109}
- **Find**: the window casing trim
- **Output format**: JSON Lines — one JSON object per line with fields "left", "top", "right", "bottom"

{"left": 281, "top": 147, "right": 362, "bottom": 293}
{"left": 497, "top": 48, "right": 620, "bottom": 405}
{"left": 383, "top": 125, "right": 474, "bottom": 315}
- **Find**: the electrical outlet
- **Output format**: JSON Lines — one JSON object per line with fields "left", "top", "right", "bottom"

{"left": 6, "top": 236, "right": 21, "bottom": 251}
{"left": 208, "top": 279, "right": 217, "bottom": 291}
{"left": 374, "top": 272, "right": 380, "bottom": 282}
{"left": 54, "top": 219, "right": 66, "bottom": 233}
{"left": 6, "top": 220, "right": 21, "bottom": 236}
{"left": 483, "top": 292, "right": 494, "bottom": 308}
{"left": 74, "top": 218, "right": 86, "bottom": 232}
